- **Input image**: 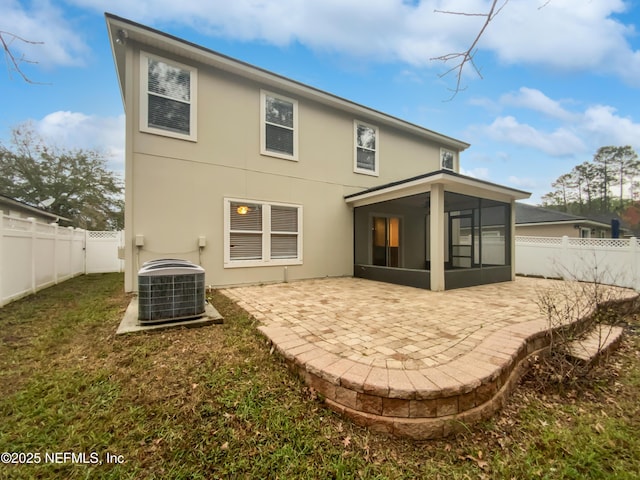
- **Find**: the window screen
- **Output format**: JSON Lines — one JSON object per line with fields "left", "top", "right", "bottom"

{"left": 146, "top": 57, "right": 193, "bottom": 136}
{"left": 266, "top": 124, "right": 294, "bottom": 154}
{"left": 441, "top": 149, "right": 455, "bottom": 170}
{"left": 229, "top": 203, "right": 262, "bottom": 260}
{"left": 356, "top": 123, "right": 377, "bottom": 172}
{"left": 271, "top": 206, "right": 298, "bottom": 259}
{"left": 265, "top": 95, "right": 295, "bottom": 155}
{"left": 148, "top": 96, "right": 190, "bottom": 134}
{"left": 226, "top": 200, "right": 302, "bottom": 266}
{"left": 230, "top": 203, "right": 262, "bottom": 231}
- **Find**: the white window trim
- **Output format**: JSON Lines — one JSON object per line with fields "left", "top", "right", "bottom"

{"left": 260, "top": 90, "right": 298, "bottom": 161}
{"left": 440, "top": 148, "right": 456, "bottom": 171}
{"left": 224, "top": 198, "right": 303, "bottom": 268}
{"left": 354, "top": 120, "right": 379, "bottom": 176}
{"left": 140, "top": 51, "right": 198, "bottom": 142}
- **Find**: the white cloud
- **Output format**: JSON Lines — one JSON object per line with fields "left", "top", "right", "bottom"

{"left": 68, "top": 0, "right": 639, "bottom": 85}
{"left": 3, "top": 0, "right": 90, "bottom": 68}
{"left": 395, "top": 69, "right": 426, "bottom": 84}
{"left": 460, "top": 166, "right": 490, "bottom": 179}
{"left": 507, "top": 175, "right": 537, "bottom": 189}
{"left": 468, "top": 96, "right": 499, "bottom": 113}
{"left": 479, "top": 116, "right": 586, "bottom": 156}
{"left": 484, "top": 0, "right": 640, "bottom": 86}
{"left": 581, "top": 105, "right": 640, "bottom": 149}
{"left": 470, "top": 87, "right": 640, "bottom": 156}
{"left": 34, "top": 111, "right": 125, "bottom": 173}
{"left": 500, "top": 88, "right": 575, "bottom": 121}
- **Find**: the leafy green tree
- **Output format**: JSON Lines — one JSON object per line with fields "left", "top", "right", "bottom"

{"left": 571, "top": 161, "right": 598, "bottom": 214}
{"left": 593, "top": 146, "right": 618, "bottom": 212}
{"left": 541, "top": 190, "right": 563, "bottom": 208}
{"left": 611, "top": 146, "right": 640, "bottom": 206}
{"left": 542, "top": 146, "right": 640, "bottom": 218}
{"left": 553, "top": 173, "right": 575, "bottom": 212}
{"left": 0, "top": 124, "right": 123, "bottom": 230}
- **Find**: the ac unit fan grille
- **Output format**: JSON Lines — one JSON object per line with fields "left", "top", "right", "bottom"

{"left": 138, "top": 260, "right": 206, "bottom": 324}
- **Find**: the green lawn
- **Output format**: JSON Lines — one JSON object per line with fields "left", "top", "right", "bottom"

{"left": 1, "top": 273, "right": 639, "bottom": 479}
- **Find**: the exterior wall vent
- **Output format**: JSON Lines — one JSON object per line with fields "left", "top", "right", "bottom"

{"left": 138, "top": 259, "right": 205, "bottom": 324}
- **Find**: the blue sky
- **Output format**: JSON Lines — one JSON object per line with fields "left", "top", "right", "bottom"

{"left": 2, "top": 0, "right": 640, "bottom": 204}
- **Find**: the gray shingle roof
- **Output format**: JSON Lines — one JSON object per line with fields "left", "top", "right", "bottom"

{"left": 515, "top": 203, "right": 610, "bottom": 227}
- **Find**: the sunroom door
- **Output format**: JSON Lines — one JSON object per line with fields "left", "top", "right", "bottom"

{"left": 372, "top": 216, "right": 400, "bottom": 267}
{"left": 449, "top": 213, "right": 474, "bottom": 268}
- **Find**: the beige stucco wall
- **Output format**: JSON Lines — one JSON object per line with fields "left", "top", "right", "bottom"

{"left": 516, "top": 224, "right": 610, "bottom": 238}
{"left": 123, "top": 45, "right": 459, "bottom": 291}
{"left": 516, "top": 224, "right": 579, "bottom": 237}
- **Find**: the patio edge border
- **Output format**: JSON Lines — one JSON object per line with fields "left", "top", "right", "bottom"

{"left": 269, "top": 328, "right": 548, "bottom": 440}
{"left": 226, "top": 287, "right": 638, "bottom": 439}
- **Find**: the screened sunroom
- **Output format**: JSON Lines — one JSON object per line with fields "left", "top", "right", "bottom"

{"left": 345, "top": 170, "right": 530, "bottom": 291}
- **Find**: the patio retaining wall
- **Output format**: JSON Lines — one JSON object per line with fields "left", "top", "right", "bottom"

{"left": 258, "top": 294, "right": 638, "bottom": 439}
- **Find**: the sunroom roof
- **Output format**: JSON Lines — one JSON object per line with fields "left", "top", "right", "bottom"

{"left": 344, "top": 170, "right": 531, "bottom": 207}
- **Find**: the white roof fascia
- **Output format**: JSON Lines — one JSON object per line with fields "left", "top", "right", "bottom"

{"left": 518, "top": 220, "right": 611, "bottom": 228}
{"left": 345, "top": 172, "right": 530, "bottom": 208}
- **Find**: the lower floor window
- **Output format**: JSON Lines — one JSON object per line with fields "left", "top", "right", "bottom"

{"left": 224, "top": 198, "right": 303, "bottom": 267}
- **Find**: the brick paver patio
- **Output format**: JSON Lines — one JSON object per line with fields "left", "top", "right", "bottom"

{"left": 221, "top": 276, "right": 636, "bottom": 439}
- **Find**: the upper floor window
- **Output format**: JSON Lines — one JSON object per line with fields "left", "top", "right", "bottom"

{"left": 140, "top": 52, "right": 197, "bottom": 141}
{"left": 354, "top": 121, "right": 379, "bottom": 176}
{"left": 261, "top": 90, "right": 298, "bottom": 160}
{"left": 440, "top": 148, "right": 456, "bottom": 171}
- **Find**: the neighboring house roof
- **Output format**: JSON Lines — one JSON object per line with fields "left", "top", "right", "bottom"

{"left": 105, "top": 13, "right": 470, "bottom": 152}
{"left": 515, "top": 203, "right": 611, "bottom": 229}
{"left": 584, "top": 211, "right": 627, "bottom": 228}
{"left": 0, "top": 193, "right": 70, "bottom": 223}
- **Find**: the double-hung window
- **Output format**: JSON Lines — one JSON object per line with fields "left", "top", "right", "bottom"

{"left": 354, "top": 120, "right": 379, "bottom": 176}
{"left": 261, "top": 90, "right": 298, "bottom": 160}
{"left": 225, "top": 199, "right": 303, "bottom": 267}
{"left": 140, "top": 52, "right": 197, "bottom": 141}
{"left": 228, "top": 201, "right": 263, "bottom": 262}
{"left": 440, "top": 148, "right": 455, "bottom": 171}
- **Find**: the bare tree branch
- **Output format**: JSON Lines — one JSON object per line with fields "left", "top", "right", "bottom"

{"left": 0, "top": 30, "right": 45, "bottom": 84}
{"left": 431, "top": 0, "right": 510, "bottom": 100}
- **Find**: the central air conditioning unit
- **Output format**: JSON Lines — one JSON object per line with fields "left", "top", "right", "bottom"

{"left": 137, "top": 259, "right": 206, "bottom": 324}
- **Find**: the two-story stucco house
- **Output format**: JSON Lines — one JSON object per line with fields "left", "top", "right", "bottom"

{"left": 106, "top": 13, "right": 530, "bottom": 293}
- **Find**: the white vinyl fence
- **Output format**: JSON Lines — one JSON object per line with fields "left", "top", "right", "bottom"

{"left": 1, "top": 215, "right": 124, "bottom": 307}
{"left": 85, "top": 230, "right": 125, "bottom": 273}
{"left": 515, "top": 236, "right": 640, "bottom": 291}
